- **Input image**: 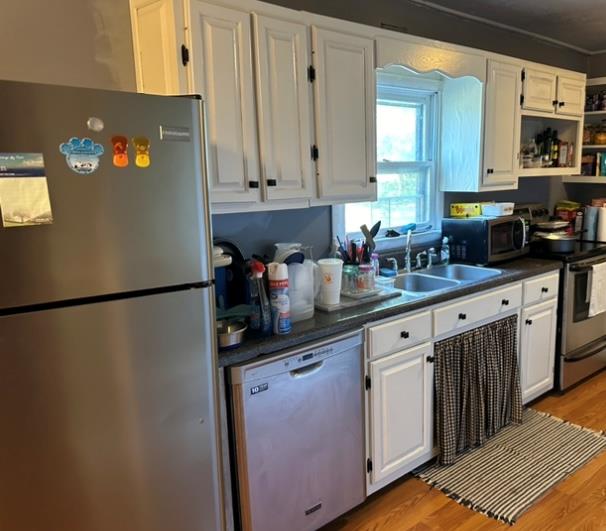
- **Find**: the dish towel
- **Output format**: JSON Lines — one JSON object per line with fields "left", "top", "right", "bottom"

{"left": 589, "top": 262, "right": 606, "bottom": 317}
{"left": 433, "top": 315, "right": 523, "bottom": 465}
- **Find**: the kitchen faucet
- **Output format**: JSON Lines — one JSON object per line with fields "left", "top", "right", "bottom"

{"left": 404, "top": 228, "right": 413, "bottom": 273}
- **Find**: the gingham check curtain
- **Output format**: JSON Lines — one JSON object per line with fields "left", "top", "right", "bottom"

{"left": 434, "top": 315, "right": 523, "bottom": 465}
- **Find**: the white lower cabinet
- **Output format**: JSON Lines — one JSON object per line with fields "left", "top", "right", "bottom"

{"left": 368, "top": 342, "right": 433, "bottom": 492}
{"left": 520, "top": 299, "right": 557, "bottom": 404}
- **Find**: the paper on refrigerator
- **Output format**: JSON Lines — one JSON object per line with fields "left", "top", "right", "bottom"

{"left": 0, "top": 153, "right": 53, "bottom": 228}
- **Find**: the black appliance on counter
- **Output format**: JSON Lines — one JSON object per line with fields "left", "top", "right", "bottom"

{"left": 442, "top": 215, "right": 528, "bottom": 265}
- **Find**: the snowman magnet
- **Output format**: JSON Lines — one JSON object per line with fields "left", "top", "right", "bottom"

{"left": 59, "top": 137, "right": 104, "bottom": 175}
{"left": 132, "top": 136, "right": 151, "bottom": 168}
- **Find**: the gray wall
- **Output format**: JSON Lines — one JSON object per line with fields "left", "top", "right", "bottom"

{"left": 588, "top": 53, "right": 606, "bottom": 79}
{"left": 212, "top": 207, "right": 332, "bottom": 260}
{"left": 265, "top": 0, "right": 588, "bottom": 72}
{"left": 0, "top": 0, "right": 136, "bottom": 90}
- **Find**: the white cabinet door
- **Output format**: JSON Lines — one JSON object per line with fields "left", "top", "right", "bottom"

{"left": 369, "top": 342, "right": 433, "bottom": 486}
{"left": 520, "top": 299, "right": 557, "bottom": 404}
{"left": 556, "top": 76, "right": 585, "bottom": 116}
{"left": 189, "top": 2, "right": 261, "bottom": 203}
{"left": 130, "top": 0, "right": 186, "bottom": 95}
{"left": 312, "top": 27, "right": 376, "bottom": 201}
{"left": 483, "top": 60, "right": 522, "bottom": 187}
{"left": 522, "top": 68, "right": 557, "bottom": 113}
{"left": 253, "top": 14, "right": 314, "bottom": 201}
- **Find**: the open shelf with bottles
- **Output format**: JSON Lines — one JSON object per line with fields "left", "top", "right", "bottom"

{"left": 518, "top": 114, "right": 583, "bottom": 177}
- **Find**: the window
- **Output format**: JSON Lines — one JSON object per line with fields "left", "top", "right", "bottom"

{"left": 335, "top": 75, "right": 441, "bottom": 238}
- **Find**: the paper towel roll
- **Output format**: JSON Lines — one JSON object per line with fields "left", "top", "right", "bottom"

{"left": 597, "top": 207, "right": 606, "bottom": 242}
{"left": 584, "top": 206, "right": 599, "bottom": 241}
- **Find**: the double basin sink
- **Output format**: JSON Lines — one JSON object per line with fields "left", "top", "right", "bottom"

{"left": 394, "top": 264, "right": 502, "bottom": 298}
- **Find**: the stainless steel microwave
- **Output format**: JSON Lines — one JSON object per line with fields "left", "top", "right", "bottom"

{"left": 442, "top": 215, "right": 528, "bottom": 265}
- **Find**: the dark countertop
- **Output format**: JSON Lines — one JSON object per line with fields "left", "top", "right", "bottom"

{"left": 218, "top": 257, "right": 562, "bottom": 368}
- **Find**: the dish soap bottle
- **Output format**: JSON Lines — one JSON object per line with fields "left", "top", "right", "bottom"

{"left": 267, "top": 262, "right": 292, "bottom": 335}
{"left": 249, "top": 259, "right": 272, "bottom": 337}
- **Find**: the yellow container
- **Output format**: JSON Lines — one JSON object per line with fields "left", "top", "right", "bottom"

{"left": 450, "top": 203, "right": 482, "bottom": 218}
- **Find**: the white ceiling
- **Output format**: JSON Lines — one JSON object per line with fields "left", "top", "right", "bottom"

{"left": 408, "top": 0, "right": 606, "bottom": 54}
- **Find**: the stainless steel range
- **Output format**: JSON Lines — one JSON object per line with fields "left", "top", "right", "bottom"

{"left": 559, "top": 244, "right": 606, "bottom": 389}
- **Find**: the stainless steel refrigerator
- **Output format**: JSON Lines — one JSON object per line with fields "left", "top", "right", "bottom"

{"left": 0, "top": 80, "right": 223, "bottom": 531}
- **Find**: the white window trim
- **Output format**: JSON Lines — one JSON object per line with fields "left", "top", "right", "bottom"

{"left": 332, "top": 75, "right": 443, "bottom": 246}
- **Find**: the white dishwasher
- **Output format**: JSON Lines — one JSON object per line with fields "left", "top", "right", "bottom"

{"left": 230, "top": 330, "right": 365, "bottom": 531}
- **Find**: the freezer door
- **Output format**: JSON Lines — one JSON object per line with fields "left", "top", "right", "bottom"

{"left": 0, "top": 80, "right": 213, "bottom": 310}
{"left": 0, "top": 289, "right": 222, "bottom": 531}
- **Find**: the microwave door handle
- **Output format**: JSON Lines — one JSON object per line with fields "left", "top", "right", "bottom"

{"left": 519, "top": 217, "right": 527, "bottom": 247}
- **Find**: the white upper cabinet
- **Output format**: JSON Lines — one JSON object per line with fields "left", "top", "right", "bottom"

{"left": 130, "top": 0, "right": 187, "bottom": 95}
{"left": 253, "top": 14, "right": 314, "bottom": 201}
{"left": 312, "top": 27, "right": 376, "bottom": 201}
{"left": 189, "top": 1, "right": 261, "bottom": 203}
{"left": 482, "top": 60, "right": 522, "bottom": 187}
{"left": 522, "top": 68, "right": 557, "bottom": 113}
{"left": 522, "top": 68, "right": 585, "bottom": 117}
{"left": 556, "top": 76, "right": 585, "bottom": 116}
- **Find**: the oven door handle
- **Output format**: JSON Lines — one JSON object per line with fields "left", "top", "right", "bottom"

{"left": 565, "top": 335, "right": 606, "bottom": 363}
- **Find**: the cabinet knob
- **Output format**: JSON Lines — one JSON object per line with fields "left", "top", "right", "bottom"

{"left": 458, "top": 313, "right": 467, "bottom": 320}
{"left": 248, "top": 180, "right": 259, "bottom": 189}
{"left": 559, "top": 101, "right": 565, "bottom": 107}
{"left": 400, "top": 331, "right": 410, "bottom": 339}
{"left": 502, "top": 299, "right": 510, "bottom": 306}
{"left": 426, "top": 355, "right": 435, "bottom": 363}
{"left": 369, "top": 176, "right": 377, "bottom": 183}
{"left": 552, "top": 99, "right": 559, "bottom": 106}
{"left": 487, "top": 168, "right": 494, "bottom": 174}
{"left": 266, "top": 179, "right": 277, "bottom": 187}
{"left": 526, "top": 319, "right": 533, "bottom": 325}
{"left": 541, "top": 287, "right": 549, "bottom": 293}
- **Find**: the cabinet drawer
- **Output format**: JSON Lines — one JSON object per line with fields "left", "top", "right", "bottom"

{"left": 523, "top": 273, "right": 559, "bottom": 305}
{"left": 434, "top": 283, "right": 522, "bottom": 337}
{"left": 368, "top": 311, "right": 432, "bottom": 359}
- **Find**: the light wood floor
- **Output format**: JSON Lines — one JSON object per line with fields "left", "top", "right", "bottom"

{"left": 324, "top": 370, "right": 606, "bottom": 531}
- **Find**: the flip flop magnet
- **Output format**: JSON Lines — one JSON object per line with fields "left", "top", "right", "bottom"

{"left": 111, "top": 136, "right": 129, "bottom": 168}
{"left": 132, "top": 136, "right": 151, "bottom": 168}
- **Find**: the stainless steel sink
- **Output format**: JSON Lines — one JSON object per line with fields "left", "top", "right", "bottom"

{"left": 426, "top": 264, "right": 502, "bottom": 282}
{"left": 394, "top": 273, "right": 460, "bottom": 293}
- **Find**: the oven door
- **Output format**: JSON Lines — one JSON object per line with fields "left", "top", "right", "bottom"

{"left": 487, "top": 217, "right": 527, "bottom": 262}
{"left": 563, "top": 259, "right": 606, "bottom": 355}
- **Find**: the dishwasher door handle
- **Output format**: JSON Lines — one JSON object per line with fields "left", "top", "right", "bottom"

{"left": 290, "top": 361, "right": 324, "bottom": 378}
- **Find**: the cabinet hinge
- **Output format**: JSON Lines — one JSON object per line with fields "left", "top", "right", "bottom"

{"left": 311, "top": 145, "right": 319, "bottom": 161}
{"left": 365, "top": 375, "right": 371, "bottom": 390}
{"left": 366, "top": 458, "right": 373, "bottom": 473}
{"left": 520, "top": 94, "right": 524, "bottom": 106}
{"left": 521, "top": 70, "right": 525, "bottom": 82}
{"left": 181, "top": 44, "right": 190, "bottom": 66}
{"left": 308, "top": 65, "right": 316, "bottom": 83}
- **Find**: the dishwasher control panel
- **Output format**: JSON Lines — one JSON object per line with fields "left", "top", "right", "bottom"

{"left": 230, "top": 331, "right": 363, "bottom": 385}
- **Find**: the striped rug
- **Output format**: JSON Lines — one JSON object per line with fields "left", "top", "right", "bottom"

{"left": 415, "top": 409, "right": 606, "bottom": 525}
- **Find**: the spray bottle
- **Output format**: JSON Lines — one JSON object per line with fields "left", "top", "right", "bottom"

{"left": 267, "top": 262, "right": 292, "bottom": 335}
{"left": 249, "top": 259, "right": 272, "bottom": 337}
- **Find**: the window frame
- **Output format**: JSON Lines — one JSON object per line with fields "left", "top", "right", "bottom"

{"left": 333, "top": 74, "right": 443, "bottom": 246}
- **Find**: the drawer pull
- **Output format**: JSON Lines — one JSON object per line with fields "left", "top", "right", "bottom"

{"left": 400, "top": 331, "right": 410, "bottom": 339}
{"left": 426, "top": 355, "right": 435, "bottom": 363}
{"left": 541, "top": 287, "right": 549, "bottom": 293}
{"left": 526, "top": 319, "right": 533, "bottom": 325}
{"left": 458, "top": 313, "right": 467, "bottom": 320}
{"left": 502, "top": 299, "right": 510, "bottom": 306}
